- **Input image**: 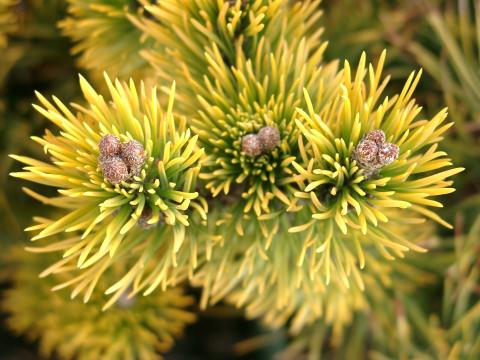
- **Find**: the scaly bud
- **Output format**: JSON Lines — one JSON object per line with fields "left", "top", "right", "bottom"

{"left": 258, "top": 126, "right": 280, "bottom": 153}
{"left": 242, "top": 134, "right": 263, "bottom": 157}
{"left": 378, "top": 143, "right": 399, "bottom": 165}
{"left": 364, "top": 129, "right": 386, "bottom": 145}
{"left": 100, "top": 156, "right": 129, "bottom": 184}
{"left": 99, "top": 134, "right": 121, "bottom": 157}
{"left": 121, "top": 140, "right": 146, "bottom": 175}
{"left": 355, "top": 139, "right": 378, "bottom": 164}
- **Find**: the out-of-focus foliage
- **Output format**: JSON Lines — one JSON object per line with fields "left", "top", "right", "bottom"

{"left": 275, "top": 213, "right": 480, "bottom": 360}
{"left": 1, "top": 0, "right": 79, "bottom": 250}
{"left": 374, "top": 212, "right": 480, "bottom": 360}
{"left": 322, "top": 0, "right": 447, "bottom": 107}
{"left": 0, "top": 0, "right": 18, "bottom": 49}
{"left": 321, "top": 0, "right": 400, "bottom": 62}
{"left": 203, "top": 213, "right": 439, "bottom": 338}
{"left": 60, "top": 0, "right": 156, "bottom": 80}
{"left": 384, "top": 0, "right": 480, "bottom": 207}
{"left": 2, "top": 248, "right": 196, "bottom": 360}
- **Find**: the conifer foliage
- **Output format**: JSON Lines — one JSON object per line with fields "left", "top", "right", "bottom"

{"left": 0, "top": 0, "right": 477, "bottom": 359}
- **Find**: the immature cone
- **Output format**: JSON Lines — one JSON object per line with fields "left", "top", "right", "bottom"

{"left": 100, "top": 156, "right": 129, "bottom": 184}
{"left": 242, "top": 134, "right": 263, "bottom": 157}
{"left": 355, "top": 139, "right": 378, "bottom": 164}
{"left": 378, "top": 143, "right": 399, "bottom": 165}
{"left": 258, "top": 126, "right": 280, "bottom": 152}
{"left": 121, "top": 140, "right": 146, "bottom": 175}
{"left": 364, "top": 129, "right": 386, "bottom": 145}
{"left": 354, "top": 130, "right": 400, "bottom": 176}
{"left": 99, "top": 134, "right": 121, "bottom": 157}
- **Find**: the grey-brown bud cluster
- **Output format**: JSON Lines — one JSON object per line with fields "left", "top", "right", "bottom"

{"left": 354, "top": 130, "right": 399, "bottom": 177}
{"left": 241, "top": 126, "right": 281, "bottom": 157}
{"left": 98, "top": 134, "right": 146, "bottom": 184}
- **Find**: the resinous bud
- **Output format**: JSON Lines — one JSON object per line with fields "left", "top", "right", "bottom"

{"left": 378, "top": 143, "right": 399, "bottom": 165}
{"left": 242, "top": 134, "right": 263, "bottom": 157}
{"left": 258, "top": 126, "right": 280, "bottom": 153}
{"left": 121, "top": 140, "right": 146, "bottom": 174}
{"left": 355, "top": 139, "right": 378, "bottom": 164}
{"left": 364, "top": 129, "right": 386, "bottom": 145}
{"left": 99, "top": 134, "right": 121, "bottom": 157}
{"left": 100, "top": 156, "right": 129, "bottom": 184}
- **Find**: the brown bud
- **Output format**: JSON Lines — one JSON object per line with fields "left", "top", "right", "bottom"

{"left": 242, "top": 134, "right": 263, "bottom": 157}
{"left": 228, "top": 0, "right": 247, "bottom": 7}
{"left": 99, "top": 134, "right": 121, "bottom": 157}
{"left": 355, "top": 139, "right": 378, "bottom": 164}
{"left": 100, "top": 156, "right": 129, "bottom": 184}
{"left": 258, "top": 126, "right": 280, "bottom": 152}
{"left": 121, "top": 140, "right": 146, "bottom": 174}
{"left": 137, "top": 207, "right": 161, "bottom": 229}
{"left": 364, "top": 129, "right": 386, "bottom": 145}
{"left": 377, "top": 143, "right": 399, "bottom": 165}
